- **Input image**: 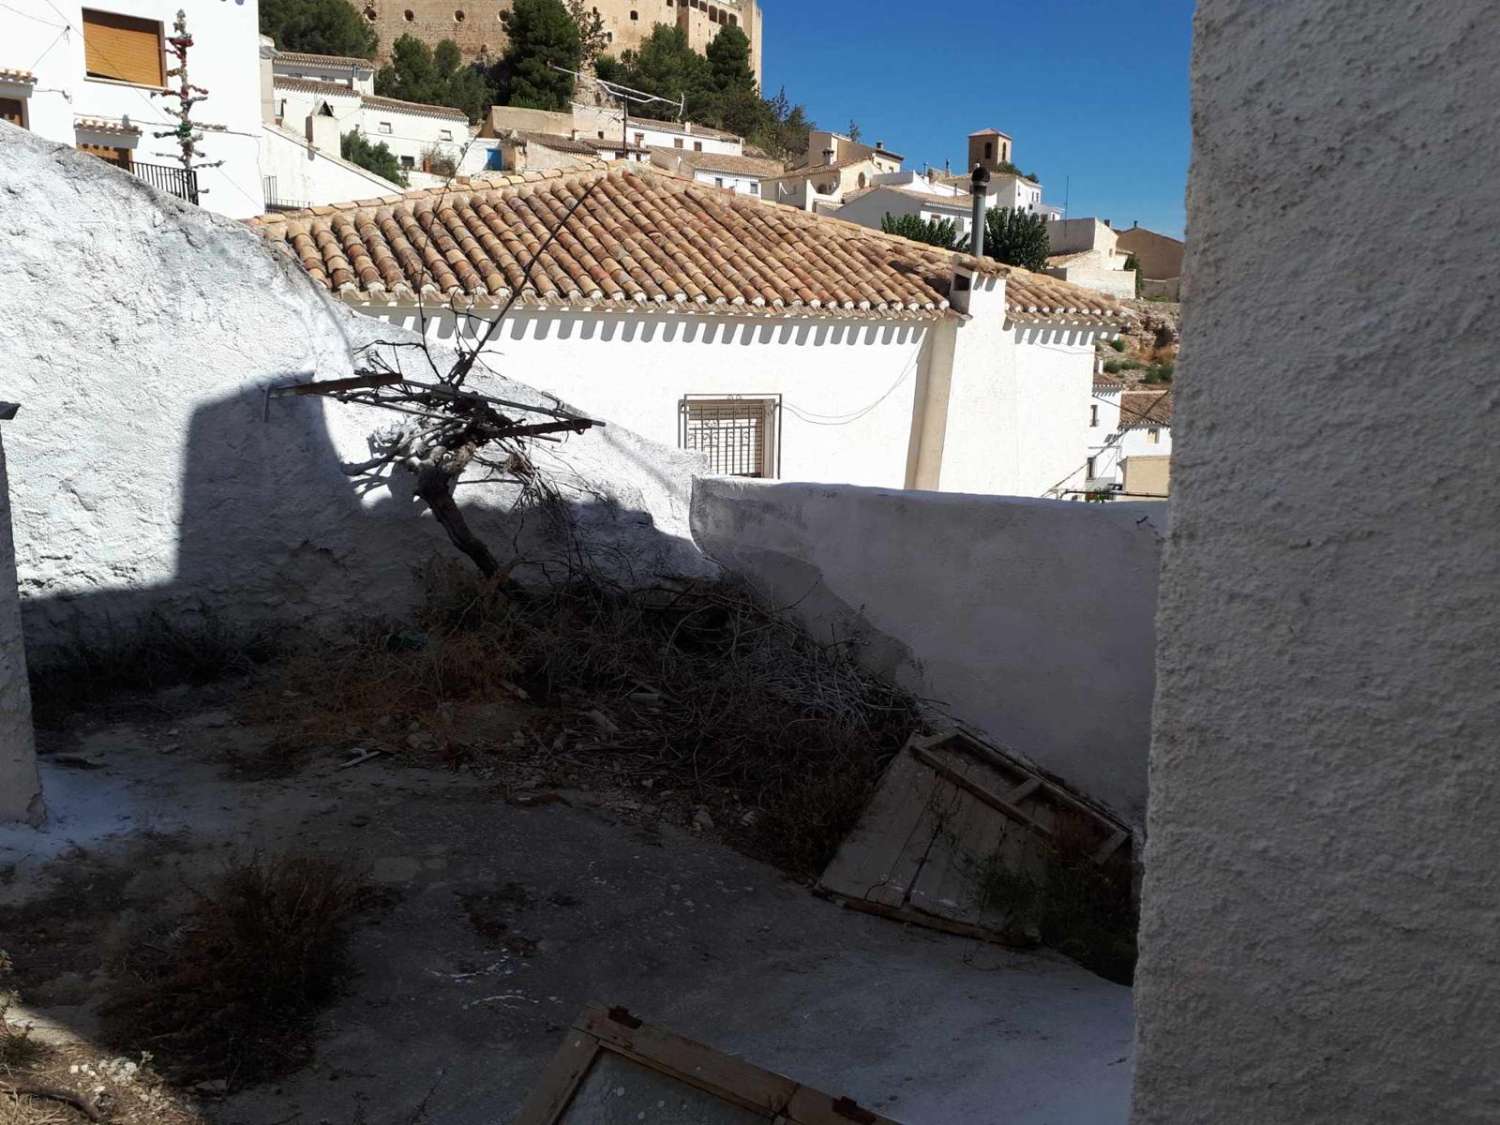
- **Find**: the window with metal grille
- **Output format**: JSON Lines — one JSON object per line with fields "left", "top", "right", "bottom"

{"left": 679, "top": 395, "right": 780, "bottom": 479}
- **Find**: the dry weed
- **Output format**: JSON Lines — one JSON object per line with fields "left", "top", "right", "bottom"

{"left": 100, "top": 853, "right": 365, "bottom": 1088}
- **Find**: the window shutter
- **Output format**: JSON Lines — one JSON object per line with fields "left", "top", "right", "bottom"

{"left": 83, "top": 10, "right": 164, "bottom": 87}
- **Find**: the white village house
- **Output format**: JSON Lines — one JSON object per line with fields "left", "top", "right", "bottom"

{"left": 1087, "top": 380, "right": 1173, "bottom": 497}
{"left": 3, "top": 0, "right": 266, "bottom": 217}
{"left": 267, "top": 47, "right": 472, "bottom": 193}
{"left": 249, "top": 161, "right": 1123, "bottom": 497}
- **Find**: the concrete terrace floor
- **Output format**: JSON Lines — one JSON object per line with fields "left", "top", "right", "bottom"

{"left": 0, "top": 696, "right": 1134, "bottom": 1125}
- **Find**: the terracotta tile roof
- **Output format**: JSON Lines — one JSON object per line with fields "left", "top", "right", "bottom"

{"left": 246, "top": 163, "right": 1124, "bottom": 323}
{"left": 1119, "top": 390, "right": 1173, "bottom": 428}
{"left": 627, "top": 115, "right": 737, "bottom": 141}
{"left": 74, "top": 117, "right": 141, "bottom": 137}
{"left": 521, "top": 131, "right": 603, "bottom": 156}
{"left": 0, "top": 68, "right": 36, "bottom": 84}
{"left": 1094, "top": 372, "right": 1123, "bottom": 389}
{"left": 273, "top": 75, "right": 359, "bottom": 98}
{"left": 272, "top": 78, "right": 469, "bottom": 123}
{"left": 273, "top": 50, "right": 376, "bottom": 71}
{"left": 360, "top": 93, "right": 469, "bottom": 123}
{"left": 770, "top": 156, "right": 873, "bottom": 182}
{"left": 649, "top": 147, "right": 785, "bottom": 178}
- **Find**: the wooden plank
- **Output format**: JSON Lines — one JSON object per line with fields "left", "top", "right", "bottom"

{"left": 910, "top": 745, "right": 1054, "bottom": 840}
{"left": 1004, "top": 777, "right": 1043, "bottom": 806}
{"left": 508, "top": 1026, "right": 601, "bottom": 1125}
{"left": 785, "top": 1086, "right": 902, "bottom": 1125}
{"left": 906, "top": 786, "right": 993, "bottom": 923}
{"left": 578, "top": 1005, "right": 797, "bottom": 1115}
{"left": 818, "top": 749, "right": 943, "bottom": 908}
{"left": 1093, "top": 828, "right": 1130, "bottom": 865}
{"left": 840, "top": 895, "right": 1038, "bottom": 950}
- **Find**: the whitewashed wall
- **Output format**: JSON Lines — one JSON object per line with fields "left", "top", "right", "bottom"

{"left": 1132, "top": 0, "right": 1500, "bottom": 1119}
{"left": 936, "top": 281, "right": 1099, "bottom": 498}
{"left": 692, "top": 479, "right": 1167, "bottom": 823}
{"left": 0, "top": 427, "right": 41, "bottom": 825}
{"left": 832, "top": 189, "right": 974, "bottom": 241}
{"left": 14, "top": 0, "right": 265, "bottom": 217}
{"left": 0, "top": 125, "right": 708, "bottom": 659}
{"left": 400, "top": 308, "right": 936, "bottom": 490}
{"left": 260, "top": 122, "right": 403, "bottom": 209}
{"left": 687, "top": 168, "right": 765, "bottom": 197}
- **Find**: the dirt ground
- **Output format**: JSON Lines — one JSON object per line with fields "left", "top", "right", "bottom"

{"left": 0, "top": 683, "right": 1134, "bottom": 1125}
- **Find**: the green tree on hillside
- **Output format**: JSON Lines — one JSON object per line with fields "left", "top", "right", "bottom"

{"left": 881, "top": 213, "right": 965, "bottom": 249}
{"left": 376, "top": 36, "right": 494, "bottom": 121}
{"left": 341, "top": 131, "right": 407, "bottom": 186}
{"left": 596, "top": 25, "right": 714, "bottom": 120}
{"left": 564, "top": 0, "right": 610, "bottom": 66}
{"left": 983, "top": 206, "right": 1051, "bottom": 272}
{"left": 260, "top": 0, "right": 377, "bottom": 58}
{"left": 747, "top": 88, "right": 813, "bottom": 160}
{"left": 496, "top": 0, "right": 582, "bottom": 110}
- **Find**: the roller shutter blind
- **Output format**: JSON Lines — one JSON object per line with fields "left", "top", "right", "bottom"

{"left": 82, "top": 9, "right": 165, "bottom": 87}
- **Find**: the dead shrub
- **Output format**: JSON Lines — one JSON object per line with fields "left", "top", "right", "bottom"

{"left": 263, "top": 561, "right": 921, "bottom": 875}
{"left": 29, "top": 610, "right": 277, "bottom": 725}
{"left": 100, "top": 853, "right": 364, "bottom": 1087}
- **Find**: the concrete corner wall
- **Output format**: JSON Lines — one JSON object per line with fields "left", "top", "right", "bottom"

{"left": 691, "top": 479, "right": 1165, "bottom": 823}
{"left": 1131, "top": 1, "right": 1500, "bottom": 1120}
{"left": 0, "top": 428, "right": 42, "bottom": 825}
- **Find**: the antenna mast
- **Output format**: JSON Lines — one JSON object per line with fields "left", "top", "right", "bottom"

{"left": 551, "top": 65, "right": 686, "bottom": 156}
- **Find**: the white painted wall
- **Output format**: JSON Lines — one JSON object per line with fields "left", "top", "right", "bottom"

{"left": 692, "top": 479, "right": 1166, "bottom": 823}
{"left": 0, "top": 125, "right": 709, "bottom": 660}
{"left": 687, "top": 168, "right": 765, "bottom": 197}
{"left": 11, "top": 0, "right": 266, "bottom": 217}
{"left": 831, "top": 189, "right": 974, "bottom": 241}
{"left": 1088, "top": 387, "right": 1124, "bottom": 484}
{"left": 576, "top": 106, "right": 742, "bottom": 156}
{"left": 274, "top": 81, "right": 469, "bottom": 180}
{"left": 1131, "top": 1, "right": 1500, "bottom": 1120}
{"left": 259, "top": 121, "right": 403, "bottom": 209}
{"left": 0, "top": 426, "right": 41, "bottom": 826}
{"left": 404, "top": 309, "right": 934, "bottom": 490}
{"left": 936, "top": 281, "right": 1100, "bottom": 498}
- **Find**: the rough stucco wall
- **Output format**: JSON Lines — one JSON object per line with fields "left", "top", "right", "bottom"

{"left": 0, "top": 124, "right": 709, "bottom": 659}
{"left": 691, "top": 478, "right": 1165, "bottom": 823}
{"left": 0, "top": 429, "right": 42, "bottom": 825}
{"left": 1131, "top": 2, "right": 1500, "bottom": 1121}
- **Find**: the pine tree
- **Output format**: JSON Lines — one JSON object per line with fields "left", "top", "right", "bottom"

{"left": 376, "top": 36, "right": 494, "bottom": 121}
{"left": 260, "top": 0, "right": 377, "bottom": 58}
{"left": 497, "top": 0, "right": 582, "bottom": 111}
{"left": 983, "top": 207, "right": 1051, "bottom": 271}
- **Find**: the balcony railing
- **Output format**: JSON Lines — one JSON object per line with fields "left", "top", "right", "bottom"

{"left": 130, "top": 160, "right": 199, "bottom": 205}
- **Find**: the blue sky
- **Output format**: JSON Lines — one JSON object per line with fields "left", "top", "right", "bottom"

{"left": 761, "top": 0, "right": 1195, "bottom": 237}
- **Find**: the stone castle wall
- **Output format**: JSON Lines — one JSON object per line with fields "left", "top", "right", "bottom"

{"left": 360, "top": 0, "right": 761, "bottom": 84}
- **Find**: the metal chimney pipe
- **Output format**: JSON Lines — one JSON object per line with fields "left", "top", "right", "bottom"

{"left": 970, "top": 164, "right": 991, "bottom": 257}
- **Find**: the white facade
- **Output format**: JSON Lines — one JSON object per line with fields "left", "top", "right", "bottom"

{"left": 832, "top": 186, "right": 976, "bottom": 242}
{"left": 354, "top": 270, "right": 1108, "bottom": 501}
{"left": 271, "top": 76, "right": 471, "bottom": 188}
{"left": 4, "top": 0, "right": 265, "bottom": 217}
{"left": 259, "top": 121, "right": 403, "bottom": 211}
{"left": 1084, "top": 384, "right": 1172, "bottom": 495}
{"left": 694, "top": 480, "right": 1166, "bottom": 823}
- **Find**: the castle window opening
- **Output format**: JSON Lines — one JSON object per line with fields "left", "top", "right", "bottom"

{"left": 454, "top": 8, "right": 465, "bottom": 20}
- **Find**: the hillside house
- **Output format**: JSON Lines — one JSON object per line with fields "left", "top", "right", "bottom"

{"left": 937, "top": 129, "right": 1064, "bottom": 220}
{"left": 648, "top": 147, "right": 784, "bottom": 197}
{"left": 1045, "top": 218, "right": 1137, "bottom": 299}
{"left": 1086, "top": 387, "right": 1172, "bottom": 497}
{"left": 4, "top": 0, "right": 265, "bottom": 216}
{"left": 1114, "top": 222, "right": 1185, "bottom": 300}
{"left": 832, "top": 185, "right": 975, "bottom": 242}
{"left": 250, "top": 162, "right": 1123, "bottom": 498}
{"left": 268, "top": 49, "right": 471, "bottom": 191}
{"left": 764, "top": 131, "right": 904, "bottom": 212}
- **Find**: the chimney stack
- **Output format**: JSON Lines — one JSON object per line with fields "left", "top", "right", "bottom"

{"left": 823, "top": 147, "right": 836, "bottom": 166}
{"left": 876, "top": 140, "right": 884, "bottom": 151}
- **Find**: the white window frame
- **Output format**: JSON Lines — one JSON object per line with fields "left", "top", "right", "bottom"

{"left": 679, "top": 395, "right": 782, "bottom": 479}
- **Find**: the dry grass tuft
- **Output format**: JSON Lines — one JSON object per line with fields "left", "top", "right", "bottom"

{"left": 100, "top": 853, "right": 364, "bottom": 1088}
